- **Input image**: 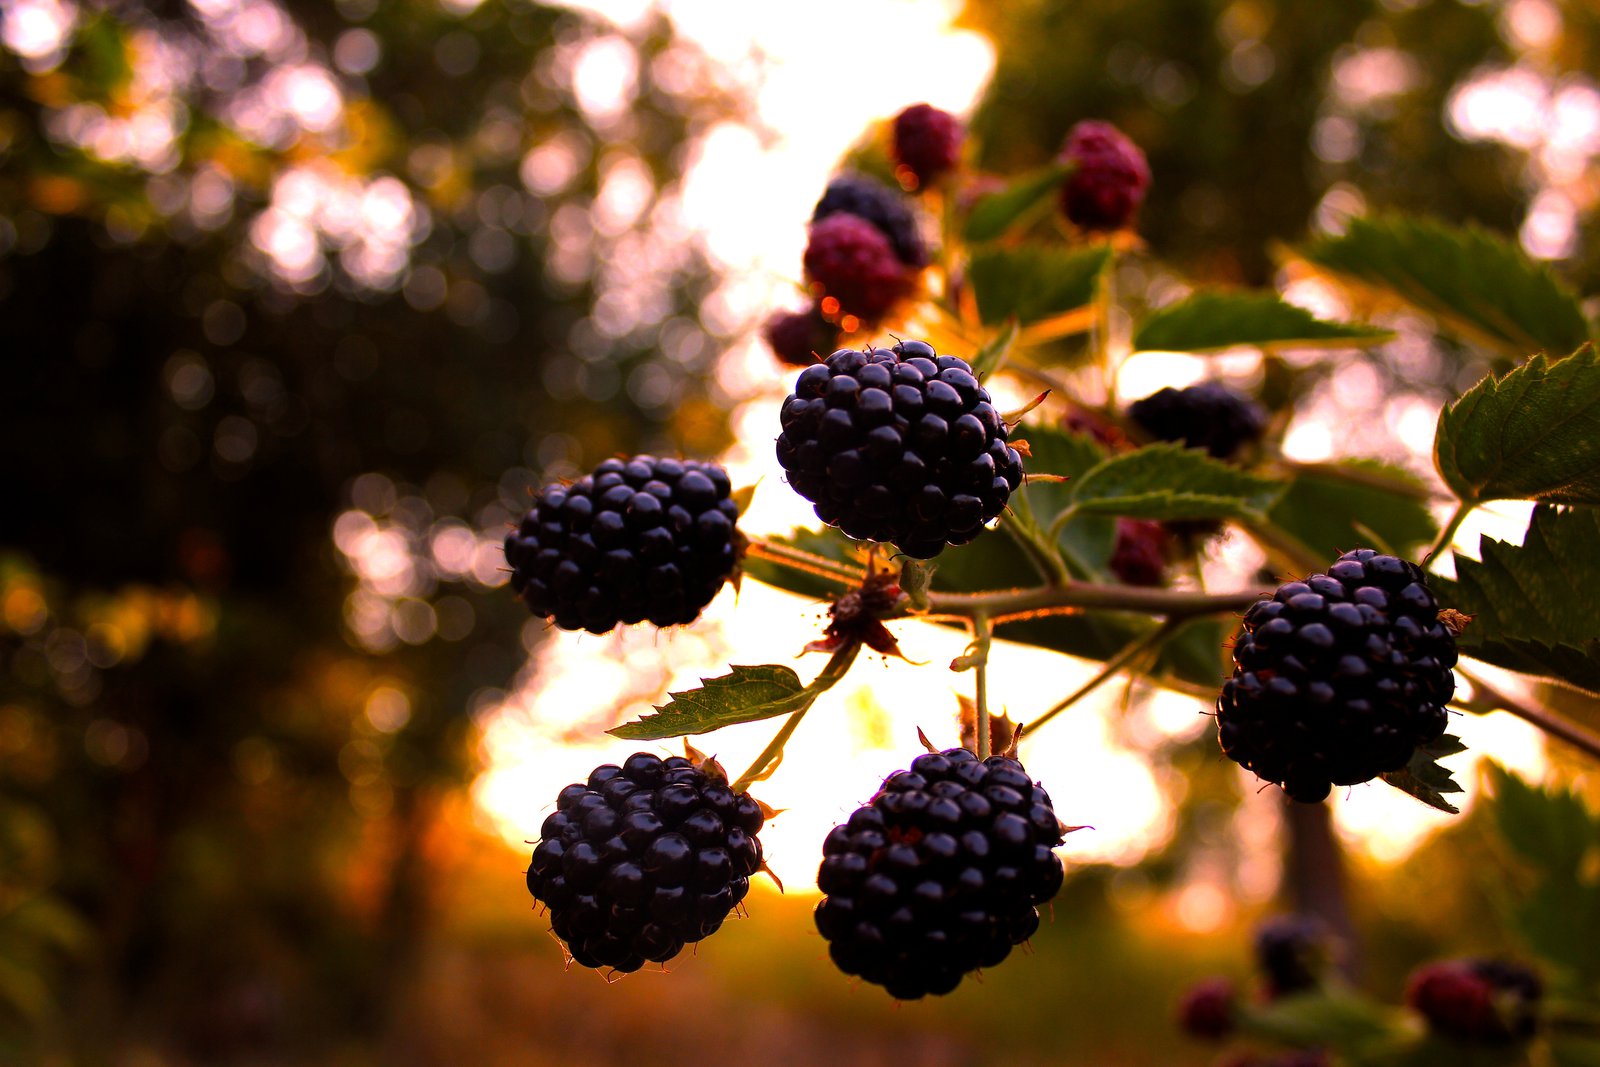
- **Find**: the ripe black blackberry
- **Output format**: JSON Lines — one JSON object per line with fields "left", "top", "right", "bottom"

{"left": 1218, "top": 549, "right": 1458, "bottom": 803}
{"left": 525, "top": 752, "right": 768, "bottom": 972}
{"left": 504, "top": 455, "right": 741, "bottom": 634}
{"left": 1253, "top": 914, "right": 1333, "bottom": 998}
{"left": 813, "top": 747, "right": 1066, "bottom": 999}
{"left": 1127, "top": 382, "right": 1267, "bottom": 460}
{"left": 812, "top": 174, "right": 928, "bottom": 268}
{"left": 775, "top": 340, "right": 1025, "bottom": 559}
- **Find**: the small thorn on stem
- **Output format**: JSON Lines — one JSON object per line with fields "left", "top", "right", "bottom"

{"left": 916, "top": 726, "right": 940, "bottom": 753}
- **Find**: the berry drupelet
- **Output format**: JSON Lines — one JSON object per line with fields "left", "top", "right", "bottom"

{"left": 1218, "top": 550, "right": 1458, "bottom": 803}
{"left": 504, "top": 455, "right": 742, "bottom": 634}
{"left": 1127, "top": 382, "right": 1267, "bottom": 461}
{"left": 1058, "top": 120, "right": 1151, "bottom": 232}
{"left": 525, "top": 752, "right": 768, "bottom": 972}
{"left": 813, "top": 747, "right": 1067, "bottom": 999}
{"left": 775, "top": 340, "right": 1025, "bottom": 559}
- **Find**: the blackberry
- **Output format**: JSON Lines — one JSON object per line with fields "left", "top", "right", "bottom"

{"left": 892, "top": 103, "right": 964, "bottom": 188}
{"left": 504, "top": 455, "right": 741, "bottom": 634}
{"left": 813, "top": 747, "right": 1066, "bottom": 999}
{"left": 1253, "top": 914, "right": 1333, "bottom": 997}
{"left": 1407, "top": 958, "right": 1542, "bottom": 1043}
{"left": 525, "top": 752, "right": 767, "bottom": 972}
{"left": 1127, "top": 382, "right": 1266, "bottom": 460}
{"left": 1109, "top": 518, "right": 1171, "bottom": 587}
{"left": 763, "top": 306, "right": 835, "bottom": 368}
{"left": 1058, "top": 120, "right": 1151, "bottom": 232}
{"left": 1218, "top": 550, "right": 1457, "bottom": 803}
{"left": 804, "top": 214, "right": 915, "bottom": 322}
{"left": 1176, "top": 976, "right": 1238, "bottom": 1039}
{"left": 812, "top": 174, "right": 928, "bottom": 268}
{"left": 775, "top": 340, "right": 1025, "bottom": 559}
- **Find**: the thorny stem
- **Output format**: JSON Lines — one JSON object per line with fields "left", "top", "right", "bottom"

{"left": 730, "top": 641, "right": 862, "bottom": 793}
{"left": 1426, "top": 500, "right": 1474, "bottom": 565}
{"left": 1457, "top": 664, "right": 1600, "bottom": 764}
{"left": 1027, "top": 622, "right": 1175, "bottom": 735}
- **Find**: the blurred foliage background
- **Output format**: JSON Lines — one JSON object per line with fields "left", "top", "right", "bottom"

{"left": 0, "top": 0, "right": 1597, "bottom": 1063}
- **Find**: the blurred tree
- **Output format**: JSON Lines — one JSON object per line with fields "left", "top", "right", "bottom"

{"left": 0, "top": 0, "right": 736, "bottom": 1057}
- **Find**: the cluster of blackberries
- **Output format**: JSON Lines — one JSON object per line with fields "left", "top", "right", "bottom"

{"left": 504, "top": 456, "right": 742, "bottom": 634}
{"left": 1407, "top": 958, "right": 1542, "bottom": 1043}
{"left": 525, "top": 752, "right": 767, "bottom": 972}
{"left": 1058, "top": 119, "right": 1151, "bottom": 232}
{"left": 813, "top": 748, "right": 1066, "bottom": 999}
{"left": 1127, "top": 382, "right": 1267, "bottom": 461}
{"left": 1217, "top": 549, "right": 1457, "bottom": 803}
{"left": 776, "top": 340, "right": 1025, "bottom": 558}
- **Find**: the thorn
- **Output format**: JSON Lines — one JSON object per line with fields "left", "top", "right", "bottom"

{"left": 916, "top": 726, "right": 940, "bottom": 753}
{"left": 1023, "top": 472, "right": 1071, "bottom": 484}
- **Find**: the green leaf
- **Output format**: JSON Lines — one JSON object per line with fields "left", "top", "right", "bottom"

{"left": 1486, "top": 763, "right": 1598, "bottom": 878}
{"left": 1067, "top": 443, "right": 1287, "bottom": 522}
{"left": 962, "top": 162, "right": 1071, "bottom": 243}
{"left": 1378, "top": 733, "right": 1465, "bottom": 814}
{"left": 742, "top": 528, "right": 862, "bottom": 602}
{"left": 1295, "top": 216, "right": 1591, "bottom": 360}
{"left": 1509, "top": 876, "right": 1600, "bottom": 984}
{"left": 1267, "top": 461, "right": 1438, "bottom": 561}
{"left": 1439, "top": 506, "right": 1600, "bottom": 696}
{"left": 1435, "top": 345, "right": 1600, "bottom": 506}
{"left": 609, "top": 664, "right": 810, "bottom": 740}
{"left": 969, "top": 320, "right": 1019, "bottom": 382}
{"left": 1133, "top": 290, "right": 1391, "bottom": 353}
{"left": 1237, "top": 990, "right": 1398, "bottom": 1050}
{"left": 971, "top": 244, "right": 1111, "bottom": 327}
{"left": 1552, "top": 1036, "right": 1600, "bottom": 1067}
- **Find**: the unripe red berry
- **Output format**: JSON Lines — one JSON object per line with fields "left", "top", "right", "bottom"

{"left": 1176, "top": 976, "right": 1237, "bottom": 1039}
{"left": 892, "top": 103, "right": 964, "bottom": 187}
{"left": 1059, "top": 120, "right": 1151, "bottom": 232}
{"left": 803, "top": 214, "right": 915, "bottom": 321}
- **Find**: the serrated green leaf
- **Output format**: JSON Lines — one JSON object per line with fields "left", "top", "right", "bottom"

{"left": 1435, "top": 345, "right": 1600, "bottom": 506}
{"left": 1133, "top": 290, "right": 1392, "bottom": 354}
{"left": 971, "top": 244, "right": 1111, "bottom": 327}
{"left": 1067, "top": 443, "right": 1287, "bottom": 521}
{"left": 970, "top": 320, "right": 1019, "bottom": 382}
{"left": 963, "top": 162, "right": 1071, "bottom": 243}
{"left": 1378, "top": 733, "right": 1465, "bottom": 813}
{"left": 1438, "top": 506, "right": 1600, "bottom": 696}
{"left": 1486, "top": 763, "right": 1598, "bottom": 878}
{"left": 1268, "top": 461, "right": 1438, "bottom": 561}
{"left": 609, "top": 664, "right": 810, "bottom": 740}
{"left": 1295, "top": 216, "right": 1591, "bottom": 360}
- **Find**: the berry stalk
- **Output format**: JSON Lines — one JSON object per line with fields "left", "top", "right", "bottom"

{"left": 730, "top": 640, "right": 863, "bottom": 792}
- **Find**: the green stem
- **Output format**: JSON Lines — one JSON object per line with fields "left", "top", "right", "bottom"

{"left": 963, "top": 614, "right": 995, "bottom": 758}
{"left": 1028, "top": 622, "right": 1175, "bottom": 735}
{"left": 1457, "top": 664, "right": 1600, "bottom": 764}
{"left": 1002, "top": 491, "right": 1073, "bottom": 586}
{"left": 1244, "top": 516, "right": 1326, "bottom": 575}
{"left": 729, "top": 642, "right": 862, "bottom": 793}
{"left": 1275, "top": 458, "right": 1445, "bottom": 502}
{"left": 1426, "top": 500, "right": 1474, "bottom": 565}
